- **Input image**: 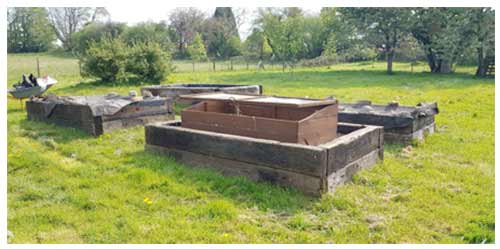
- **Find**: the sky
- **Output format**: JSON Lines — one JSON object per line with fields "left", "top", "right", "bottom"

{"left": 107, "top": 7, "right": 322, "bottom": 40}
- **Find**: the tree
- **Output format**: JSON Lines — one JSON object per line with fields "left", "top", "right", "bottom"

{"left": 7, "top": 7, "right": 55, "bottom": 53}
{"left": 168, "top": 8, "right": 206, "bottom": 58}
{"left": 303, "top": 15, "right": 325, "bottom": 58}
{"left": 242, "top": 28, "right": 272, "bottom": 61}
{"left": 411, "top": 8, "right": 471, "bottom": 73}
{"left": 187, "top": 33, "right": 207, "bottom": 71}
{"left": 465, "top": 8, "right": 495, "bottom": 77}
{"left": 203, "top": 7, "right": 242, "bottom": 59}
{"left": 213, "top": 7, "right": 239, "bottom": 37}
{"left": 47, "top": 7, "right": 106, "bottom": 51}
{"left": 340, "top": 8, "right": 412, "bottom": 74}
{"left": 321, "top": 7, "right": 370, "bottom": 62}
{"left": 259, "top": 8, "right": 306, "bottom": 70}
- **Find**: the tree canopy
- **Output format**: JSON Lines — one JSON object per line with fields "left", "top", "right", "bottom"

{"left": 7, "top": 7, "right": 496, "bottom": 77}
{"left": 8, "top": 8, "right": 55, "bottom": 53}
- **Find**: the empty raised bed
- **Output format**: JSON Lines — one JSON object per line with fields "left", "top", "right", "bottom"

{"left": 140, "top": 83, "right": 262, "bottom": 104}
{"left": 145, "top": 121, "right": 383, "bottom": 195}
{"left": 26, "top": 94, "right": 174, "bottom": 136}
{"left": 339, "top": 101, "right": 438, "bottom": 144}
{"left": 180, "top": 93, "right": 338, "bottom": 146}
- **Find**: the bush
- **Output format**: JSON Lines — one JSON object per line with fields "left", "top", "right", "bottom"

{"left": 71, "top": 22, "right": 126, "bottom": 55}
{"left": 122, "top": 22, "right": 173, "bottom": 52}
{"left": 127, "top": 42, "right": 173, "bottom": 83}
{"left": 81, "top": 37, "right": 129, "bottom": 82}
{"left": 80, "top": 38, "right": 173, "bottom": 83}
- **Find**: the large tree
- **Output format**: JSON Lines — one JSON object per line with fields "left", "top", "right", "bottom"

{"left": 259, "top": 8, "right": 306, "bottom": 70}
{"left": 168, "top": 7, "right": 206, "bottom": 58}
{"left": 465, "top": 8, "right": 495, "bottom": 77}
{"left": 203, "top": 7, "right": 241, "bottom": 59}
{"left": 8, "top": 7, "right": 55, "bottom": 53}
{"left": 242, "top": 28, "right": 272, "bottom": 61}
{"left": 213, "top": 7, "right": 239, "bottom": 37}
{"left": 340, "top": 7, "right": 412, "bottom": 74}
{"left": 411, "top": 8, "right": 471, "bottom": 73}
{"left": 47, "top": 7, "right": 109, "bottom": 51}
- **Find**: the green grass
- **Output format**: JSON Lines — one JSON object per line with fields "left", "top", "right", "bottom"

{"left": 7, "top": 53, "right": 494, "bottom": 243}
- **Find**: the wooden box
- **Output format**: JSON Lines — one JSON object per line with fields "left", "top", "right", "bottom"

{"left": 145, "top": 121, "right": 384, "bottom": 195}
{"left": 26, "top": 95, "right": 175, "bottom": 136}
{"left": 180, "top": 93, "right": 338, "bottom": 146}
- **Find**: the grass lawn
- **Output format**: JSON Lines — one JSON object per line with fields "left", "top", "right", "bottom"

{"left": 7, "top": 53, "right": 495, "bottom": 243}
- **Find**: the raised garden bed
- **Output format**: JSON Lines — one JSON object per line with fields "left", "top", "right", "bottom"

{"left": 145, "top": 120, "right": 383, "bottom": 195}
{"left": 140, "top": 83, "right": 262, "bottom": 104}
{"left": 26, "top": 94, "right": 174, "bottom": 136}
{"left": 180, "top": 93, "right": 338, "bottom": 146}
{"left": 339, "top": 101, "right": 438, "bottom": 144}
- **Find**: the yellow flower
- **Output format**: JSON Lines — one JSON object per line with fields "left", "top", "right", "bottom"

{"left": 223, "top": 233, "right": 229, "bottom": 238}
{"left": 143, "top": 197, "right": 153, "bottom": 205}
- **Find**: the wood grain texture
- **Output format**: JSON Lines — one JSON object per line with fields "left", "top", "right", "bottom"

{"left": 27, "top": 101, "right": 175, "bottom": 136}
{"left": 181, "top": 100, "right": 337, "bottom": 146}
{"left": 321, "top": 125, "right": 382, "bottom": 174}
{"left": 145, "top": 121, "right": 384, "bottom": 195}
{"left": 145, "top": 144, "right": 323, "bottom": 195}
{"left": 146, "top": 122, "right": 327, "bottom": 177}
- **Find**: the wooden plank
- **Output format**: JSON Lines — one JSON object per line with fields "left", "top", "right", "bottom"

{"left": 297, "top": 104, "right": 338, "bottom": 145}
{"left": 181, "top": 109, "right": 300, "bottom": 143}
{"left": 146, "top": 144, "right": 323, "bottom": 195}
{"left": 145, "top": 122, "right": 327, "bottom": 177}
{"left": 338, "top": 112, "right": 414, "bottom": 131}
{"left": 181, "top": 92, "right": 337, "bottom": 108}
{"left": 325, "top": 149, "right": 381, "bottom": 192}
{"left": 321, "top": 125, "right": 382, "bottom": 174}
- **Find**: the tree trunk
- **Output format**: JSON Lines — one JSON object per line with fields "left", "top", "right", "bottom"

{"left": 475, "top": 46, "right": 487, "bottom": 77}
{"left": 386, "top": 50, "right": 394, "bottom": 74}
{"left": 213, "top": 60, "right": 216, "bottom": 72}
{"left": 192, "top": 61, "right": 195, "bottom": 72}
{"left": 437, "top": 60, "right": 452, "bottom": 73}
{"left": 424, "top": 48, "right": 437, "bottom": 73}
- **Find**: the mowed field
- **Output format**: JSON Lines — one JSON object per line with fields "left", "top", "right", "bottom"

{"left": 7, "top": 53, "right": 494, "bottom": 243}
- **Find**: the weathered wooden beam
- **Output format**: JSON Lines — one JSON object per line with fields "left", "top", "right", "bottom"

{"left": 146, "top": 121, "right": 327, "bottom": 177}
{"left": 144, "top": 121, "right": 384, "bottom": 195}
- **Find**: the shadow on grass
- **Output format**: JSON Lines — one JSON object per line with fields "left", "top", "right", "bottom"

{"left": 208, "top": 69, "right": 493, "bottom": 90}
{"left": 18, "top": 118, "right": 92, "bottom": 144}
{"left": 128, "top": 149, "right": 315, "bottom": 213}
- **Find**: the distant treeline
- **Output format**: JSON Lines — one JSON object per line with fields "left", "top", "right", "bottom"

{"left": 7, "top": 7, "right": 495, "bottom": 76}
